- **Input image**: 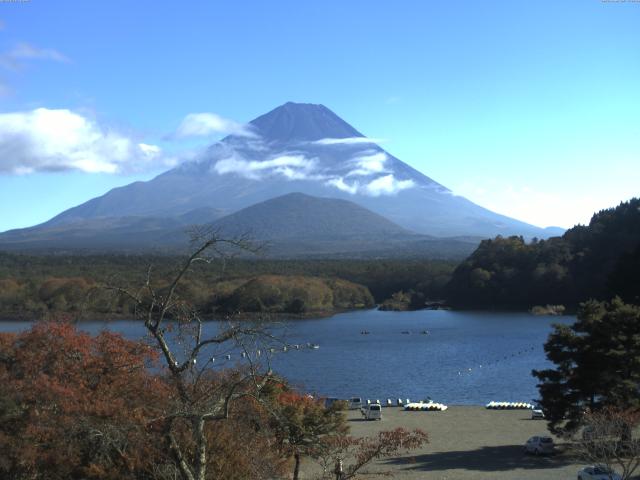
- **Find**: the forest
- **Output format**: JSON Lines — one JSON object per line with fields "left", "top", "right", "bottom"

{"left": 0, "top": 254, "right": 455, "bottom": 319}
{"left": 1, "top": 198, "right": 639, "bottom": 319}
{"left": 446, "top": 198, "right": 640, "bottom": 310}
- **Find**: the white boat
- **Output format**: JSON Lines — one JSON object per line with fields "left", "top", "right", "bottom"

{"left": 404, "top": 400, "right": 448, "bottom": 412}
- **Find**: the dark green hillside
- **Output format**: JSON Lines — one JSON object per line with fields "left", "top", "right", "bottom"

{"left": 446, "top": 198, "right": 640, "bottom": 309}
{"left": 211, "top": 192, "right": 410, "bottom": 239}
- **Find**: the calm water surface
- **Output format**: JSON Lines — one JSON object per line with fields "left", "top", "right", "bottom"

{"left": 0, "top": 309, "right": 572, "bottom": 405}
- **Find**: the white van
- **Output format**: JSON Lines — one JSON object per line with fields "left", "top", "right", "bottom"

{"left": 361, "top": 404, "right": 382, "bottom": 420}
{"left": 348, "top": 397, "right": 363, "bottom": 410}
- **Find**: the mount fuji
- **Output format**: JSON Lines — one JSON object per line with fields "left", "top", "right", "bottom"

{"left": 0, "top": 102, "right": 562, "bottom": 255}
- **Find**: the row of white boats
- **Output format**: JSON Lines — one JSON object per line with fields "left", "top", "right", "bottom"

{"left": 348, "top": 398, "right": 449, "bottom": 411}
{"left": 404, "top": 401, "right": 449, "bottom": 411}
{"left": 347, "top": 398, "right": 535, "bottom": 412}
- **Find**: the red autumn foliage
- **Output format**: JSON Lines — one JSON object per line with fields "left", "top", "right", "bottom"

{"left": 0, "top": 321, "right": 168, "bottom": 479}
{"left": 0, "top": 322, "right": 292, "bottom": 480}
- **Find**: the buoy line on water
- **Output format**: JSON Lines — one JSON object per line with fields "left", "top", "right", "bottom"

{"left": 485, "top": 401, "right": 534, "bottom": 410}
{"left": 452, "top": 345, "right": 539, "bottom": 378}
{"left": 173, "top": 340, "right": 321, "bottom": 369}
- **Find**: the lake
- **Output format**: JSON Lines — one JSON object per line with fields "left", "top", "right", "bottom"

{"left": 0, "top": 309, "right": 573, "bottom": 405}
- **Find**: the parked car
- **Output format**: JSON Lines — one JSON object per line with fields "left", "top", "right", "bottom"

{"left": 577, "top": 465, "right": 622, "bottom": 480}
{"left": 524, "top": 436, "right": 555, "bottom": 455}
{"left": 348, "top": 397, "right": 363, "bottom": 410}
{"left": 360, "top": 404, "right": 382, "bottom": 420}
{"left": 531, "top": 409, "right": 545, "bottom": 420}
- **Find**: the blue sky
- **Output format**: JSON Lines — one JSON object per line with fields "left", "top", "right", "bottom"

{"left": 0, "top": 0, "right": 638, "bottom": 231}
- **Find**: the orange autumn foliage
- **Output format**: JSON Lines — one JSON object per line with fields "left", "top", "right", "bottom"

{"left": 0, "top": 321, "right": 168, "bottom": 479}
{"left": 0, "top": 322, "right": 292, "bottom": 480}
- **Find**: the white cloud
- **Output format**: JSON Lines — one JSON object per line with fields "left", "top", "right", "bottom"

{"left": 139, "top": 143, "right": 161, "bottom": 157}
{"left": 364, "top": 174, "right": 415, "bottom": 196}
{"left": 0, "top": 42, "right": 69, "bottom": 70}
{"left": 210, "top": 142, "right": 414, "bottom": 196}
{"left": 312, "top": 137, "right": 384, "bottom": 146}
{"left": 213, "top": 153, "right": 317, "bottom": 180}
{"left": 0, "top": 108, "right": 164, "bottom": 174}
{"left": 9, "top": 43, "right": 69, "bottom": 62}
{"left": 175, "top": 112, "right": 255, "bottom": 139}
{"left": 346, "top": 151, "right": 389, "bottom": 177}
{"left": 326, "top": 174, "right": 415, "bottom": 197}
{"left": 326, "top": 177, "right": 359, "bottom": 194}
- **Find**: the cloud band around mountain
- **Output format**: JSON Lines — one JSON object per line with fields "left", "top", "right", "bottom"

{"left": 345, "top": 151, "right": 389, "bottom": 177}
{"left": 212, "top": 148, "right": 414, "bottom": 196}
{"left": 311, "top": 137, "right": 384, "bottom": 146}
{"left": 327, "top": 174, "right": 415, "bottom": 196}
{"left": 212, "top": 153, "right": 318, "bottom": 180}
{"left": 174, "top": 113, "right": 256, "bottom": 139}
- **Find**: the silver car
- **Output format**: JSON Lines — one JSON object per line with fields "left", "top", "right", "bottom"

{"left": 531, "top": 409, "right": 545, "bottom": 420}
{"left": 578, "top": 465, "right": 622, "bottom": 480}
{"left": 524, "top": 436, "right": 554, "bottom": 455}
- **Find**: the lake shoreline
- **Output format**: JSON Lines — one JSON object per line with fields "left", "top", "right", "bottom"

{"left": 0, "top": 305, "right": 573, "bottom": 323}
{"left": 0, "top": 307, "right": 368, "bottom": 323}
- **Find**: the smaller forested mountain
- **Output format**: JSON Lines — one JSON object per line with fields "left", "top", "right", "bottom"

{"left": 0, "top": 192, "right": 480, "bottom": 259}
{"left": 446, "top": 198, "right": 640, "bottom": 310}
{"left": 210, "top": 192, "right": 409, "bottom": 239}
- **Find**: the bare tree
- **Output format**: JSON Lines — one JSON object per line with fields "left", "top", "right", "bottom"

{"left": 314, "top": 428, "right": 428, "bottom": 479}
{"left": 574, "top": 407, "right": 640, "bottom": 480}
{"left": 109, "top": 228, "right": 279, "bottom": 480}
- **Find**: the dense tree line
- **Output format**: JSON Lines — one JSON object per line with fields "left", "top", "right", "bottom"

{"left": 214, "top": 275, "right": 374, "bottom": 315}
{"left": 0, "top": 254, "right": 455, "bottom": 319}
{"left": 446, "top": 198, "right": 640, "bottom": 310}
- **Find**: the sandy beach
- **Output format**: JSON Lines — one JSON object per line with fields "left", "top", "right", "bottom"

{"left": 302, "top": 406, "right": 586, "bottom": 480}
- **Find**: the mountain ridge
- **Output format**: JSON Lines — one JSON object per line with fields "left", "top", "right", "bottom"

{"left": 0, "top": 192, "right": 481, "bottom": 259}
{"left": 0, "top": 102, "right": 564, "bottom": 252}
{"left": 210, "top": 192, "right": 412, "bottom": 239}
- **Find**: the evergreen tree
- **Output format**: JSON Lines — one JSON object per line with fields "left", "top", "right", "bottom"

{"left": 533, "top": 298, "right": 640, "bottom": 435}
